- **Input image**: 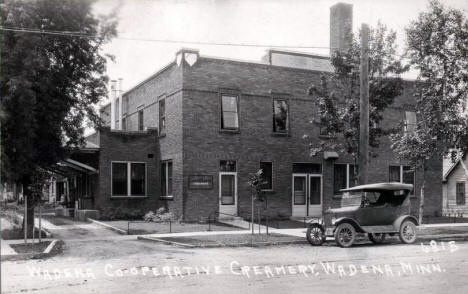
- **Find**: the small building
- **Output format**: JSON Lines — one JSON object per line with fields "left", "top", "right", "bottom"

{"left": 442, "top": 154, "right": 468, "bottom": 215}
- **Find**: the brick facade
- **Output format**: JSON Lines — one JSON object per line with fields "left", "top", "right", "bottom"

{"left": 95, "top": 51, "right": 442, "bottom": 222}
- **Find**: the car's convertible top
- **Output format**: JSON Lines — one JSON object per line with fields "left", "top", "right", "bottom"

{"left": 340, "top": 182, "right": 414, "bottom": 192}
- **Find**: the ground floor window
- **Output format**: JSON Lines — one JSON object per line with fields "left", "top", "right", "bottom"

{"left": 389, "top": 165, "right": 415, "bottom": 195}
{"left": 260, "top": 162, "right": 273, "bottom": 190}
{"left": 333, "top": 164, "right": 358, "bottom": 194}
{"left": 161, "top": 161, "right": 173, "bottom": 197}
{"left": 112, "top": 162, "right": 146, "bottom": 196}
{"left": 456, "top": 182, "right": 466, "bottom": 205}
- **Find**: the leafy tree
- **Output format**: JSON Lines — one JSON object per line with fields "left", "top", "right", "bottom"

{"left": 390, "top": 0, "right": 468, "bottom": 223}
{"left": 0, "top": 0, "right": 117, "bottom": 235}
{"left": 247, "top": 169, "right": 268, "bottom": 233}
{"left": 308, "top": 22, "right": 408, "bottom": 184}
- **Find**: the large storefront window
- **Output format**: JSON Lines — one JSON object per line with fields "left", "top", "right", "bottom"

{"left": 334, "top": 164, "right": 358, "bottom": 194}
{"left": 112, "top": 162, "right": 146, "bottom": 197}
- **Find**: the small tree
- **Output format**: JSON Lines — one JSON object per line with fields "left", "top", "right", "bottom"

{"left": 390, "top": 0, "right": 468, "bottom": 223}
{"left": 308, "top": 22, "right": 408, "bottom": 184}
{"left": 247, "top": 169, "right": 268, "bottom": 234}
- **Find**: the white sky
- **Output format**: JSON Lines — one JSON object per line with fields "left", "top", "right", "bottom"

{"left": 93, "top": 0, "right": 468, "bottom": 105}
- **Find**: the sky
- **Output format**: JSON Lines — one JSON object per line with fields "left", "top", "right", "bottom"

{"left": 93, "top": 0, "right": 468, "bottom": 106}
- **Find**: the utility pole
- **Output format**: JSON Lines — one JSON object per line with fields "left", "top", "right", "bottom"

{"left": 359, "top": 23, "right": 370, "bottom": 185}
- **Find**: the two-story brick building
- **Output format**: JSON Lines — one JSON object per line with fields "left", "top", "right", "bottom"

{"left": 70, "top": 3, "right": 442, "bottom": 221}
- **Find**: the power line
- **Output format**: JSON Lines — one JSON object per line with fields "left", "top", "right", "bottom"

{"left": 0, "top": 26, "right": 334, "bottom": 49}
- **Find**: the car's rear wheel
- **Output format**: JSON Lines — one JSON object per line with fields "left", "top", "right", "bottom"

{"left": 368, "top": 233, "right": 386, "bottom": 244}
{"left": 334, "top": 223, "right": 356, "bottom": 248}
{"left": 306, "top": 223, "right": 325, "bottom": 246}
{"left": 399, "top": 220, "right": 417, "bottom": 244}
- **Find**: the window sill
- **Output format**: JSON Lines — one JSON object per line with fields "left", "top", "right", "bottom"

{"left": 160, "top": 196, "right": 174, "bottom": 201}
{"left": 332, "top": 194, "right": 343, "bottom": 199}
{"left": 110, "top": 196, "right": 148, "bottom": 199}
{"left": 318, "top": 134, "right": 337, "bottom": 139}
{"left": 271, "top": 132, "right": 289, "bottom": 137}
{"left": 220, "top": 129, "right": 240, "bottom": 134}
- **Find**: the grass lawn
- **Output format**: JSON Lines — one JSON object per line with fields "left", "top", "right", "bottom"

{"left": 157, "top": 233, "right": 306, "bottom": 247}
{"left": 41, "top": 214, "right": 89, "bottom": 226}
{"left": 104, "top": 220, "right": 244, "bottom": 235}
{"left": 10, "top": 241, "right": 51, "bottom": 254}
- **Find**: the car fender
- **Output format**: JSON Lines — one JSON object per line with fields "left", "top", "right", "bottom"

{"left": 393, "top": 215, "right": 419, "bottom": 230}
{"left": 334, "top": 217, "right": 365, "bottom": 233}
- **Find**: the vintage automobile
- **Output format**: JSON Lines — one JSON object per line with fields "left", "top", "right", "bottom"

{"left": 306, "top": 182, "right": 418, "bottom": 248}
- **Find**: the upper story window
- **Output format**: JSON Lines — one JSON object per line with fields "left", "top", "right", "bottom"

{"left": 138, "top": 110, "right": 144, "bottom": 131}
{"left": 404, "top": 111, "right": 417, "bottom": 133}
{"left": 112, "top": 162, "right": 146, "bottom": 197}
{"left": 273, "top": 99, "right": 289, "bottom": 134}
{"left": 220, "top": 95, "right": 239, "bottom": 131}
{"left": 260, "top": 162, "right": 273, "bottom": 190}
{"left": 334, "top": 164, "right": 358, "bottom": 195}
{"left": 159, "top": 99, "right": 166, "bottom": 135}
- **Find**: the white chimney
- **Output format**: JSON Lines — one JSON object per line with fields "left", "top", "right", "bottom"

{"left": 118, "top": 78, "right": 123, "bottom": 130}
{"left": 110, "top": 80, "right": 117, "bottom": 129}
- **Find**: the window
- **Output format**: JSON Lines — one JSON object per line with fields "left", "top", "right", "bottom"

{"left": 404, "top": 111, "right": 417, "bottom": 133}
{"left": 334, "top": 164, "right": 359, "bottom": 194}
{"left": 161, "top": 161, "right": 173, "bottom": 197}
{"left": 121, "top": 117, "right": 127, "bottom": 131}
{"left": 273, "top": 99, "right": 289, "bottom": 133}
{"left": 220, "top": 160, "right": 236, "bottom": 172}
{"left": 260, "top": 162, "right": 273, "bottom": 190}
{"left": 159, "top": 99, "right": 166, "bottom": 135}
{"left": 220, "top": 95, "right": 239, "bottom": 130}
{"left": 138, "top": 110, "right": 144, "bottom": 131}
{"left": 112, "top": 162, "right": 146, "bottom": 197}
{"left": 456, "top": 182, "right": 466, "bottom": 205}
{"left": 389, "top": 165, "right": 415, "bottom": 195}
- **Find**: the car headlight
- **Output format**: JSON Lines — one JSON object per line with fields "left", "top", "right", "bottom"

{"left": 331, "top": 217, "right": 337, "bottom": 225}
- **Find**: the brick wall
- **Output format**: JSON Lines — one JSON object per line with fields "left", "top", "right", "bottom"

{"left": 181, "top": 57, "right": 442, "bottom": 220}
{"left": 95, "top": 127, "right": 163, "bottom": 216}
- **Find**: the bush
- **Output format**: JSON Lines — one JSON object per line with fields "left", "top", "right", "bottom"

{"left": 143, "top": 207, "right": 174, "bottom": 223}
{"left": 99, "top": 207, "right": 145, "bottom": 220}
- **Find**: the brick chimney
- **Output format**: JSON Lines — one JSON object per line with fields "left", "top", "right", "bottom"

{"left": 330, "top": 2, "right": 353, "bottom": 56}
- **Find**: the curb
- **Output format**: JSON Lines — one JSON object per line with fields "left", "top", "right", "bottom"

{"left": 1, "top": 239, "right": 62, "bottom": 262}
{"left": 87, "top": 218, "right": 127, "bottom": 235}
{"left": 137, "top": 235, "right": 309, "bottom": 248}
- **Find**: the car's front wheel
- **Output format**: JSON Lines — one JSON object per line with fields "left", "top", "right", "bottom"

{"left": 306, "top": 223, "right": 325, "bottom": 246}
{"left": 368, "top": 233, "right": 386, "bottom": 244}
{"left": 334, "top": 223, "right": 356, "bottom": 248}
{"left": 399, "top": 220, "right": 417, "bottom": 244}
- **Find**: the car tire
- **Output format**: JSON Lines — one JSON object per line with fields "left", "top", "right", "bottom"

{"left": 368, "top": 233, "right": 386, "bottom": 244}
{"left": 399, "top": 220, "right": 417, "bottom": 244}
{"left": 306, "top": 223, "right": 325, "bottom": 246}
{"left": 334, "top": 223, "right": 356, "bottom": 248}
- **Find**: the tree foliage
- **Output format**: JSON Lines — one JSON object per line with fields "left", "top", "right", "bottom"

{"left": 391, "top": 0, "right": 468, "bottom": 166}
{"left": 0, "top": 0, "right": 117, "bottom": 184}
{"left": 390, "top": 0, "right": 468, "bottom": 222}
{"left": 308, "top": 22, "right": 408, "bottom": 160}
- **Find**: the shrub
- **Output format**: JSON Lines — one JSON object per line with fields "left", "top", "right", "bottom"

{"left": 143, "top": 208, "right": 174, "bottom": 223}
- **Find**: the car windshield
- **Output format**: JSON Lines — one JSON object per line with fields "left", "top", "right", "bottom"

{"left": 340, "top": 192, "right": 362, "bottom": 207}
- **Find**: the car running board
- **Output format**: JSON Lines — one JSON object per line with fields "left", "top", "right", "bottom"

{"left": 360, "top": 225, "right": 398, "bottom": 234}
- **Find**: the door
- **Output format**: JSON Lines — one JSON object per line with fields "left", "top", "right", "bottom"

{"left": 219, "top": 172, "right": 237, "bottom": 216}
{"left": 292, "top": 174, "right": 322, "bottom": 217}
